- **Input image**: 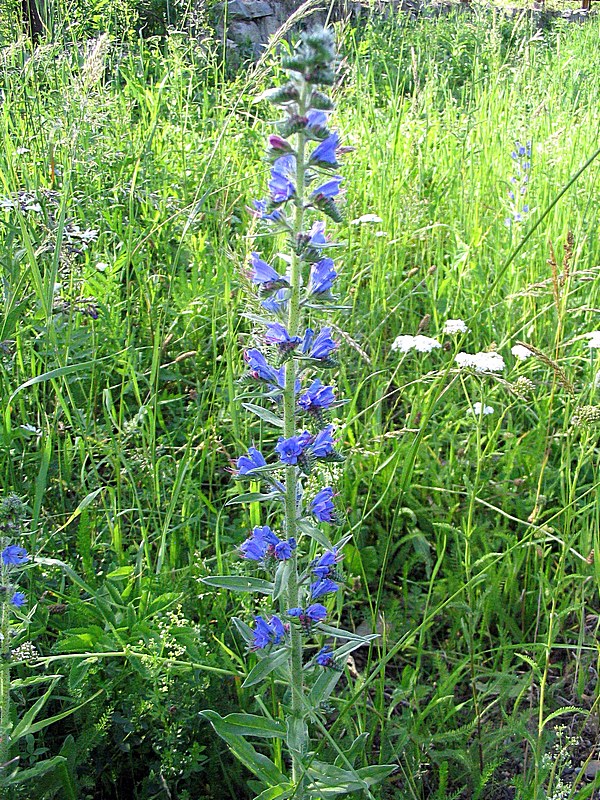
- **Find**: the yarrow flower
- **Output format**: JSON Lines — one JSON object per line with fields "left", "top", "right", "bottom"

{"left": 455, "top": 351, "right": 506, "bottom": 373}
{"left": 586, "top": 332, "right": 600, "bottom": 349}
{"left": 472, "top": 402, "right": 494, "bottom": 416}
{"left": 391, "top": 334, "right": 441, "bottom": 354}
{"left": 443, "top": 319, "right": 469, "bottom": 335}
{"left": 237, "top": 447, "right": 267, "bottom": 475}
{"left": 310, "top": 487, "right": 337, "bottom": 523}
{"left": 251, "top": 615, "right": 287, "bottom": 649}
{"left": 1, "top": 545, "right": 29, "bottom": 566}
{"left": 239, "top": 525, "right": 296, "bottom": 562}
{"left": 511, "top": 344, "right": 533, "bottom": 360}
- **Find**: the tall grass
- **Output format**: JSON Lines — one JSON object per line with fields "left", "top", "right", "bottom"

{"left": 2, "top": 6, "right": 600, "bottom": 797}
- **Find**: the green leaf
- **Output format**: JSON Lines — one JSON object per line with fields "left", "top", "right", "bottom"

{"left": 232, "top": 617, "right": 254, "bottom": 645}
{"left": 253, "top": 785, "right": 294, "bottom": 800}
{"left": 2, "top": 756, "right": 68, "bottom": 787}
{"left": 243, "top": 647, "right": 290, "bottom": 688}
{"left": 226, "top": 492, "right": 282, "bottom": 506}
{"left": 355, "top": 764, "right": 397, "bottom": 786}
{"left": 242, "top": 403, "right": 285, "bottom": 428}
{"left": 308, "top": 667, "right": 343, "bottom": 708}
{"left": 272, "top": 561, "right": 292, "bottom": 601}
{"left": 542, "top": 705, "right": 587, "bottom": 729}
{"left": 297, "top": 519, "right": 333, "bottom": 550}
{"left": 201, "top": 576, "right": 273, "bottom": 594}
{"left": 286, "top": 716, "right": 308, "bottom": 758}
{"left": 334, "top": 732, "right": 370, "bottom": 768}
{"left": 199, "top": 711, "right": 285, "bottom": 739}
{"left": 10, "top": 677, "right": 61, "bottom": 742}
{"left": 199, "top": 721, "right": 286, "bottom": 787}
{"left": 316, "top": 623, "right": 377, "bottom": 642}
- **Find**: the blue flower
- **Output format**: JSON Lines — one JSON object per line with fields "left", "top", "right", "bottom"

{"left": 2, "top": 545, "right": 28, "bottom": 566}
{"left": 310, "top": 578, "right": 339, "bottom": 599}
{"left": 252, "top": 615, "right": 287, "bottom": 649}
{"left": 253, "top": 199, "right": 284, "bottom": 222}
{"left": 311, "top": 425, "right": 336, "bottom": 458}
{"left": 240, "top": 526, "right": 296, "bottom": 562}
{"left": 310, "top": 487, "right": 336, "bottom": 523}
{"left": 261, "top": 289, "right": 289, "bottom": 316}
{"left": 10, "top": 591, "right": 26, "bottom": 608}
{"left": 311, "top": 176, "right": 342, "bottom": 201}
{"left": 309, "top": 133, "right": 340, "bottom": 167}
{"left": 287, "top": 604, "right": 327, "bottom": 627}
{"left": 269, "top": 170, "right": 295, "bottom": 204}
{"left": 273, "top": 155, "right": 295, "bottom": 177}
{"left": 307, "top": 109, "right": 328, "bottom": 129}
{"left": 308, "top": 258, "right": 337, "bottom": 295}
{"left": 237, "top": 447, "right": 267, "bottom": 475}
{"left": 265, "top": 323, "right": 302, "bottom": 353}
{"left": 298, "top": 379, "right": 336, "bottom": 414}
{"left": 275, "top": 432, "right": 311, "bottom": 465}
{"left": 250, "top": 253, "right": 289, "bottom": 289}
{"left": 315, "top": 645, "right": 335, "bottom": 667}
{"left": 312, "top": 546, "right": 341, "bottom": 578}
{"left": 274, "top": 538, "right": 297, "bottom": 560}
{"left": 305, "top": 603, "right": 327, "bottom": 622}
{"left": 244, "top": 349, "right": 280, "bottom": 384}
{"left": 239, "top": 525, "right": 279, "bottom": 560}
{"left": 303, "top": 327, "right": 338, "bottom": 360}
{"left": 308, "top": 221, "right": 327, "bottom": 247}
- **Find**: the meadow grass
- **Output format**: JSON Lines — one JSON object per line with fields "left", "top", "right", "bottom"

{"left": 2, "top": 5, "right": 600, "bottom": 798}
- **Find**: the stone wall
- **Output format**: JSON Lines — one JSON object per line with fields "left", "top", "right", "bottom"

{"left": 215, "top": 0, "right": 367, "bottom": 56}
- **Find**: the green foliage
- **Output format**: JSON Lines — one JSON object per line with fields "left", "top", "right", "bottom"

{"left": 0, "top": 4, "right": 600, "bottom": 797}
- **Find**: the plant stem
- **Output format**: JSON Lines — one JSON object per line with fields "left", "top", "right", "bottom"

{"left": 0, "top": 599, "right": 11, "bottom": 777}
{"left": 283, "top": 79, "right": 309, "bottom": 798}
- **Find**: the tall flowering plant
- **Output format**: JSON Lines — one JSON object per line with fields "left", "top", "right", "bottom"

{"left": 201, "top": 29, "right": 395, "bottom": 799}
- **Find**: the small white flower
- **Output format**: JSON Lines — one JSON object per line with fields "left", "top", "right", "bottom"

{"left": 455, "top": 351, "right": 506, "bottom": 373}
{"left": 96, "top": 262, "right": 109, "bottom": 272}
{"left": 511, "top": 344, "right": 533, "bottom": 360}
{"left": 472, "top": 402, "right": 494, "bottom": 416}
{"left": 392, "top": 334, "right": 441, "bottom": 354}
{"left": 586, "top": 331, "right": 600, "bottom": 349}
{"left": 15, "top": 147, "right": 29, "bottom": 155}
{"left": 443, "top": 318, "right": 469, "bottom": 335}
{"left": 350, "top": 213, "right": 383, "bottom": 225}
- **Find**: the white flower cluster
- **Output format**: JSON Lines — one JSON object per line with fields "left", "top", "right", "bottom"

{"left": 511, "top": 344, "right": 533, "bottom": 360}
{"left": 586, "top": 331, "right": 600, "bottom": 349}
{"left": 472, "top": 402, "right": 494, "bottom": 416}
{"left": 392, "top": 334, "right": 441, "bottom": 354}
{"left": 455, "top": 351, "right": 506, "bottom": 373}
{"left": 443, "top": 318, "right": 469, "bottom": 335}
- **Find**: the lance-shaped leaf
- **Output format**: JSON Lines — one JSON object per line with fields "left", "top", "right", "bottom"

{"left": 297, "top": 519, "right": 333, "bottom": 550}
{"left": 243, "top": 646, "right": 290, "bottom": 688}
{"left": 199, "top": 718, "right": 287, "bottom": 787}
{"left": 273, "top": 560, "right": 292, "bottom": 601}
{"left": 198, "top": 711, "right": 286, "bottom": 739}
{"left": 226, "top": 491, "right": 283, "bottom": 506}
{"left": 201, "top": 576, "right": 273, "bottom": 594}
{"left": 242, "top": 403, "right": 285, "bottom": 428}
{"left": 315, "top": 624, "right": 379, "bottom": 643}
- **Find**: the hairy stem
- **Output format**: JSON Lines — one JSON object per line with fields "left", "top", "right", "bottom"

{"left": 0, "top": 599, "right": 11, "bottom": 778}
{"left": 283, "top": 79, "right": 309, "bottom": 797}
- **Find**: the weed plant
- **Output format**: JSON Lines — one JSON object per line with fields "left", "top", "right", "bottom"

{"left": 1, "top": 5, "right": 600, "bottom": 798}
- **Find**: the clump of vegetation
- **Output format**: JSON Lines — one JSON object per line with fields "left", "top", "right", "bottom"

{"left": 2, "top": 3, "right": 600, "bottom": 798}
